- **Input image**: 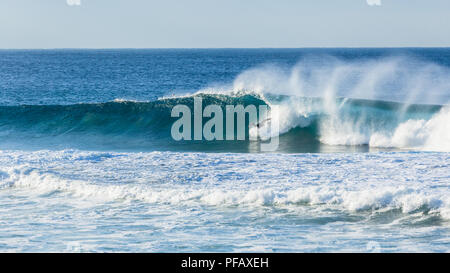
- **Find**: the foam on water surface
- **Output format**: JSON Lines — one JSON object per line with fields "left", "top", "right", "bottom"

{"left": 0, "top": 150, "right": 448, "bottom": 252}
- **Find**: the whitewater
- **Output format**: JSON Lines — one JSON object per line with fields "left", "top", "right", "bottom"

{"left": 0, "top": 150, "right": 448, "bottom": 252}
{"left": 0, "top": 49, "right": 448, "bottom": 252}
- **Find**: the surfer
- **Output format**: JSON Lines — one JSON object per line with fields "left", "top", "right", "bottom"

{"left": 254, "top": 118, "right": 271, "bottom": 128}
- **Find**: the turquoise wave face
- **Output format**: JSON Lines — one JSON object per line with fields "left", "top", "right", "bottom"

{"left": 0, "top": 92, "right": 445, "bottom": 152}
{"left": 0, "top": 93, "right": 267, "bottom": 152}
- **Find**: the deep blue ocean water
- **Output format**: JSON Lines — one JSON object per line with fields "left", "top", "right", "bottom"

{"left": 1, "top": 48, "right": 450, "bottom": 105}
{"left": 0, "top": 49, "right": 448, "bottom": 252}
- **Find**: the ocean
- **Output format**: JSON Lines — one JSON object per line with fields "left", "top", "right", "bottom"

{"left": 0, "top": 48, "right": 448, "bottom": 252}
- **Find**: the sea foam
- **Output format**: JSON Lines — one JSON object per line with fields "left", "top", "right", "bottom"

{"left": 1, "top": 150, "right": 449, "bottom": 219}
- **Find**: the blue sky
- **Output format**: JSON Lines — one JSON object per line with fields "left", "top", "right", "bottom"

{"left": 1, "top": 0, "right": 449, "bottom": 48}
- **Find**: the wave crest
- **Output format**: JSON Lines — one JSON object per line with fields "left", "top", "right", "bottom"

{"left": 0, "top": 93, "right": 448, "bottom": 152}
{"left": 3, "top": 165, "right": 449, "bottom": 220}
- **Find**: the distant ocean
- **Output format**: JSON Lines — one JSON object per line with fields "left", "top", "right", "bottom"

{"left": 0, "top": 48, "right": 449, "bottom": 252}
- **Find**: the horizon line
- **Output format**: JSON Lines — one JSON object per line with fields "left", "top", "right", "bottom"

{"left": 1, "top": 46, "right": 450, "bottom": 50}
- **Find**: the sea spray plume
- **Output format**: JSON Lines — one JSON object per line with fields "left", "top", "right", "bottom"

{"left": 230, "top": 56, "right": 450, "bottom": 105}
{"left": 232, "top": 64, "right": 290, "bottom": 95}
{"left": 347, "top": 58, "right": 399, "bottom": 101}
{"left": 226, "top": 56, "right": 450, "bottom": 150}
{"left": 319, "top": 59, "right": 400, "bottom": 146}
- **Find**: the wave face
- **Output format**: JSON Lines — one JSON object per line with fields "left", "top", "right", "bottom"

{"left": 0, "top": 92, "right": 448, "bottom": 152}
{"left": 2, "top": 50, "right": 449, "bottom": 152}
{"left": 0, "top": 94, "right": 267, "bottom": 151}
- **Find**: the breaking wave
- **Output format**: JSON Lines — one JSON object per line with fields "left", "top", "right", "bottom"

{"left": 1, "top": 56, "right": 449, "bottom": 152}
{"left": 0, "top": 92, "right": 448, "bottom": 152}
